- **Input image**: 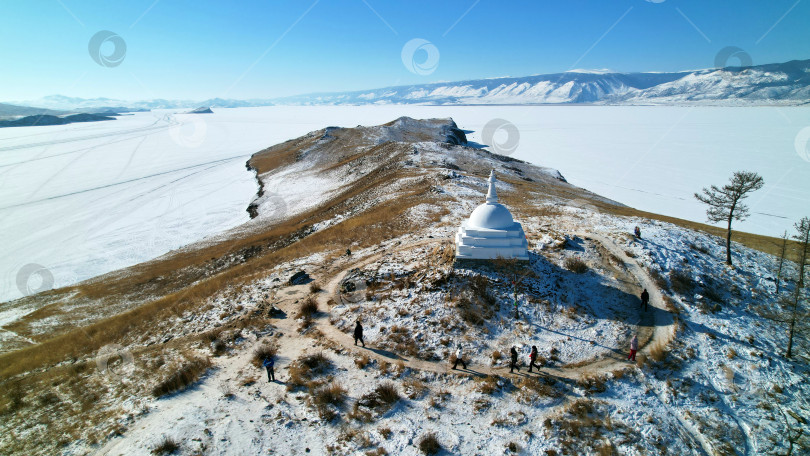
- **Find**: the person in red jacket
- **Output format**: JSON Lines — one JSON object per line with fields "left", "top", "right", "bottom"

{"left": 628, "top": 335, "right": 638, "bottom": 361}
{"left": 528, "top": 346, "right": 539, "bottom": 372}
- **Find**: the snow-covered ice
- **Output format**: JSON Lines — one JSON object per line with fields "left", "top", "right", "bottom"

{"left": 2, "top": 105, "right": 808, "bottom": 303}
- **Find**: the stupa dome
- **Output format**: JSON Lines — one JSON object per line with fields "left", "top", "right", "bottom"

{"left": 468, "top": 203, "right": 515, "bottom": 230}
{"left": 455, "top": 170, "right": 529, "bottom": 261}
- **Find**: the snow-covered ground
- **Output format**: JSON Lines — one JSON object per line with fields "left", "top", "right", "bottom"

{"left": 90, "top": 173, "right": 808, "bottom": 456}
{"left": 2, "top": 106, "right": 808, "bottom": 303}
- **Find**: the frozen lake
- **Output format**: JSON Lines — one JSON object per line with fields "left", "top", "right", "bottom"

{"left": 1, "top": 105, "right": 808, "bottom": 302}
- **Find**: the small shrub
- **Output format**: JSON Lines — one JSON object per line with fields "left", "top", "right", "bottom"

{"left": 418, "top": 432, "right": 441, "bottom": 455}
{"left": 669, "top": 270, "right": 694, "bottom": 295}
{"left": 355, "top": 353, "right": 371, "bottom": 369}
{"left": 702, "top": 285, "right": 724, "bottom": 304}
{"left": 508, "top": 441, "right": 520, "bottom": 453}
{"left": 252, "top": 342, "right": 278, "bottom": 367}
{"left": 648, "top": 341, "right": 667, "bottom": 362}
{"left": 476, "top": 375, "right": 505, "bottom": 395}
{"left": 152, "top": 436, "right": 180, "bottom": 455}
{"left": 648, "top": 268, "right": 668, "bottom": 291}
{"left": 374, "top": 382, "right": 400, "bottom": 405}
{"left": 491, "top": 350, "right": 502, "bottom": 364}
{"left": 152, "top": 357, "right": 211, "bottom": 398}
{"left": 564, "top": 257, "right": 588, "bottom": 274}
{"left": 288, "top": 352, "right": 331, "bottom": 390}
{"left": 297, "top": 297, "right": 319, "bottom": 319}
{"left": 727, "top": 348, "right": 737, "bottom": 359}
{"left": 403, "top": 378, "right": 428, "bottom": 400}
{"left": 353, "top": 381, "right": 401, "bottom": 420}
{"left": 312, "top": 382, "right": 347, "bottom": 408}
{"left": 378, "top": 427, "right": 392, "bottom": 439}
{"left": 578, "top": 374, "right": 607, "bottom": 393}
{"left": 309, "top": 282, "right": 322, "bottom": 293}
{"left": 690, "top": 243, "right": 710, "bottom": 254}
{"left": 211, "top": 339, "right": 227, "bottom": 355}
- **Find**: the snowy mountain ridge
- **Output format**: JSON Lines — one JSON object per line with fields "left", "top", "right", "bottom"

{"left": 10, "top": 59, "right": 810, "bottom": 110}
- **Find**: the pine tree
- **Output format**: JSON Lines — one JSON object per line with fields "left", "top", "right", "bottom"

{"left": 776, "top": 231, "right": 789, "bottom": 295}
{"left": 694, "top": 171, "right": 764, "bottom": 266}
{"left": 786, "top": 217, "right": 810, "bottom": 358}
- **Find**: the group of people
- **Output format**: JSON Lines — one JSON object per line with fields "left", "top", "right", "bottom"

{"left": 508, "top": 345, "right": 541, "bottom": 373}
{"left": 259, "top": 287, "right": 651, "bottom": 381}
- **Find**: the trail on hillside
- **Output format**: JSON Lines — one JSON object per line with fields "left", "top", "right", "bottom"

{"left": 298, "top": 235, "right": 676, "bottom": 381}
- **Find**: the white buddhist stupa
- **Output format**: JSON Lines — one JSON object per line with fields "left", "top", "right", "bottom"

{"left": 455, "top": 170, "right": 529, "bottom": 261}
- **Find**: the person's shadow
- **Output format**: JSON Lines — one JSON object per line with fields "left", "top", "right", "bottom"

{"left": 359, "top": 345, "right": 407, "bottom": 361}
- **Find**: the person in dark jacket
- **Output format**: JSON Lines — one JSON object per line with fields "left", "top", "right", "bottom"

{"left": 634, "top": 226, "right": 642, "bottom": 239}
{"left": 263, "top": 356, "right": 275, "bottom": 382}
{"left": 528, "top": 346, "right": 539, "bottom": 372}
{"left": 354, "top": 320, "right": 365, "bottom": 347}
{"left": 510, "top": 346, "right": 519, "bottom": 373}
{"left": 452, "top": 345, "right": 467, "bottom": 370}
{"left": 640, "top": 288, "right": 650, "bottom": 311}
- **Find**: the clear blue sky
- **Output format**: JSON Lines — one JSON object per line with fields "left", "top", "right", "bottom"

{"left": 1, "top": 0, "right": 808, "bottom": 101}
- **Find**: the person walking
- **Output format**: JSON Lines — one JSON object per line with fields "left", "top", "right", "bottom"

{"left": 509, "top": 346, "right": 519, "bottom": 373}
{"left": 634, "top": 226, "right": 642, "bottom": 239}
{"left": 452, "top": 345, "right": 467, "bottom": 370}
{"left": 628, "top": 335, "right": 638, "bottom": 362}
{"left": 263, "top": 356, "right": 275, "bottom": 382}
{"left": 640, "top": 288, "right": 650, "bottom": 312}
{"left": 354, "top": 320, "right": 365, "bottom": 347}
{"left": 528, "top": 346, "right": 539, "bottom": 372}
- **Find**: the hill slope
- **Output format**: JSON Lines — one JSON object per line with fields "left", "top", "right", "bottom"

{"left": 0, "top": 118, "right": 806, "bottom": 455}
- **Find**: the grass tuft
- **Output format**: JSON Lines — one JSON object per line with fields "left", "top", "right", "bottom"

{"left": 563, "top": 257, "right": 588, "bottom": 274}
{"left": 151, "top": 436, "right": 180, "bottom": 455}
{"left": 418, "top": 432, "right": 441, "bottom": 455}
{"left": 297, "top": 297, "right": 319, "bottom": 320}
{"left": 151, "top": 357, "right": 211, "bottom": 398}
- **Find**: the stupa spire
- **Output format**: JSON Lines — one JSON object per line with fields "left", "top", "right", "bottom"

{"left": 486, "top": 169, "right": 498, "bottom": 203}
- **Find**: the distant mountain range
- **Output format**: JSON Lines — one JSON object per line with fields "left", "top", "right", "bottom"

{"left": 0, "top": 113, "right": 116, "bottom": 128}
{"left": 7, "top": 58, "right": 810, "bottom": 112}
